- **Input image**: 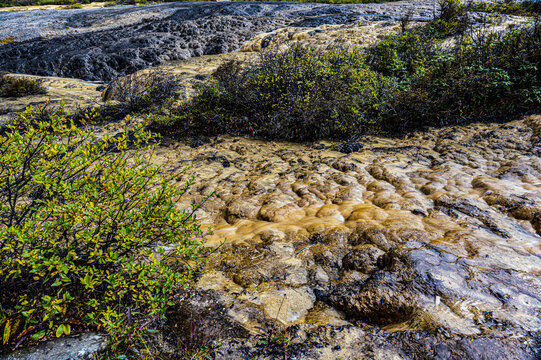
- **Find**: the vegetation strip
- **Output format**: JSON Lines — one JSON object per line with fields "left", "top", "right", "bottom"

{"left": 151, "top": 0, "right": 541, "bottom": 140}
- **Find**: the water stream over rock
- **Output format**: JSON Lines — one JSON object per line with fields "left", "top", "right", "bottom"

{"left": 0, "top": 1, "right": 539, "bottom": 358}
{"left": 150, "top": 115, "right": 541, "bottom": 358}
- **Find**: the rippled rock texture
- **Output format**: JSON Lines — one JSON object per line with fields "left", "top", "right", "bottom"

{"left": 0, "top": 1, "right": 437, "bottom": 81}
{"left": 150, "top": 116, "right": 541, "bottom": 359}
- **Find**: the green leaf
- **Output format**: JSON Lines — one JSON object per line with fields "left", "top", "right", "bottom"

{"left": 30, "top": 330, "right": 47, "bottom": 341}
{"left": 56, "top": 324, "right": 65, "bottom": 338}
{"left": 3, "top": 319, "right": 11, "bottom": 345}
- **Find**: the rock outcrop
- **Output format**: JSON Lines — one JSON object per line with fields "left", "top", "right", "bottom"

{"left": 0, "top": 1, "right": 438, "bottom": 80}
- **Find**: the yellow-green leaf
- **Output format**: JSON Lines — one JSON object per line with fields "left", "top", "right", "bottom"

{"left": 3, "top": 318, "right": 11, "bottom": 345}
{"left": 56, "top": 324, "right": 65, "bottom": 337}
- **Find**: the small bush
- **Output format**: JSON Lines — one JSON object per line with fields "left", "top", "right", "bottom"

{"left": 62, "top": 2, "right": 82, "bottom": 8}
{"left": 153, "top": 46, "right": 396, "bottom": 141}
{"left": 0, "top": 73, "right": 46, "bottom": 98}
{"left": 97, "top": 70, "right": 180, "bottom": 122}
{"left": 0, "top": 103, "right": 205, "bottom": 356}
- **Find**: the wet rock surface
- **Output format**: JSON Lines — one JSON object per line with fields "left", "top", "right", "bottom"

{"left": 0, "top": 1, "right": 438, "bottom": 80}
{"left": 149, "top": 116, "right": 541, "bottom": 358}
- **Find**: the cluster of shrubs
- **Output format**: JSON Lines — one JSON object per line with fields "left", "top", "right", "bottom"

{"left": 152, "top": 47, "right": 395, "bottom": 141}
{"left": 464, "top": 0, "right": 541, "bottom": 17}
{"left": 0, "top": 73, "right": 46, "bottom": 97}
{"left": 386, "top": 17, "right": 541, "bottom": 131}
{"left": 0, "top": 104, "right": 205, "bottom": 358}
{"left": 151, "top": 0, "right": 541, "bottom": 139}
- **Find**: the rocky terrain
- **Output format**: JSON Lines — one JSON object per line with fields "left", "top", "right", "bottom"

{"left": 154, "top": 115, "right": 541, "bottom": 359}
{"left": 0, "top": 1, "right": 437, "bottom": 80}
{"left": 0, "top": 1, "right": 540, "bottom": 359}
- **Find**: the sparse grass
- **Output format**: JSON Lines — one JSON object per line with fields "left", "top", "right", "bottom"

{"left": 0, "top": 36, "right": 15, "bottom": 44}
{"left": 0, "top": 73, "right": 46, "bottom": 97}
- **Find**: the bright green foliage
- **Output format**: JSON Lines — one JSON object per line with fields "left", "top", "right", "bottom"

{"left": 367, "top": 24, "right": 445, "bottom": 81}
{"left": 387, "top": 18, "right": 541, "bottom": 131}
{"left": 153, "top": 46, "right": 395, "bottom": 141}
{"left": 0, "top": 103, "right": 205, "bottom": 354}
{"left": 464, "top": 0, "right": 541, "bottom": 17}
{"left": 0, "top": 74, "right": 46, "bottom": 98}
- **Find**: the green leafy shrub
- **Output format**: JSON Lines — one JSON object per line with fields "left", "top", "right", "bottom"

{"left": 153, "top": 46, "right": 395, "bottom": 141}
{"left": 0, "top": 73, "right": 46, "bottom": 98}
{"left": 387, "top": 18, "right": 541, "bottom": 132}
{"left": 0, "top": 103, "right": 205, "bottom": 356}
{"left": 464, "top": 0, "right": 541, "bottom": 17}
{"left": 367, "top": 0, "right": 470, "bottom": 81}
{"left": 353, "top": 2, "right": 541, "bottom": 132}
{"left": 437, "top": 0, "right": 469, "bottom": 27}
